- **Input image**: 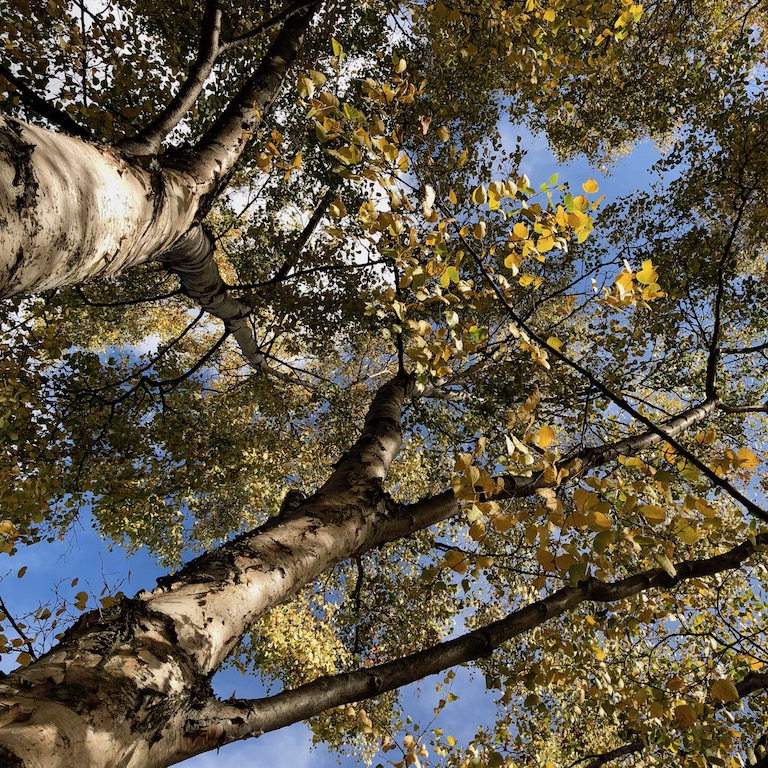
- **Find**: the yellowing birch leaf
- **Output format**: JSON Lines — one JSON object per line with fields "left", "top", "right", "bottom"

{"left": 711, "top": 678, "right": 739, "bottom": 702}
{"left": 639, "top": 505, "right": 667, "bottom": 524}
{"left": 472, "top": 186, "right": 487, "bottom": 205}
{"left": 297, "top": 75, "right": 315, "bottom": 98}
{"left": 636, "top": 259, "right": 659, "bottom": 285}
{"left": 513, "top": 222, "right": 529, "bottom": 239}
{"left": 587, "top": 509, "right": 612, "bottom": 531}
{"left": 492, "top": 514, "right": 513, "bottom": 532}
{"left": 533, "top": 425, "right": 555, "bottom": 448}
{"left": 442, "top": 550, "right": 467, "bottom": 574}
{"left": 737, "top": 447, "right": 761, "bottom": 469}
{"left": 674, "top": 704, "right": 697, "bottom": 728}
{"left": 454, "top": 453, "right": 473, "bottom": 472}
{"left": 582, "top": 178, "right": 599, "bottom": 194}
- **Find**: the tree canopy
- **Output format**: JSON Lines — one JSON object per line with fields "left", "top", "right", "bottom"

{"left": 1, "top": 0, "right": 768, "bottom": 766}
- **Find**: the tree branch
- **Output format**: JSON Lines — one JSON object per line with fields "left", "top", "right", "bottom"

{"left": 0, "top": 61, "right": 92, "bottom": 139}
{"left": 0, "top": 594, "right": 37, "bottom": 662}
{"left": 567, "top": 742, "right": 643, "bottom": 768}
{"left": 159, "top": 223, "right": 274, "bottom": 373}
{"left": 456, "top": 230, "right": 768, "bottom": 524}
{"left": 172, "top": 3, "right": 320, "bottom": 187}
{"left": 722, "top": 340, "right": 768, "bottom": 355}
{"left": 401, "top": 398, "right": 719, "bottom": 524}
{"left": 118, "top": 0, "right": 223, "bottom": 155}
{"left": 185, "top": 531, "right": 768, "bottom": 750}
{"left": 220, "top": 0, "right": 321, "bottom": 51}
{"left": 705, "top": 199, "right": 747, "bottom": 398}
{"left": 717, "top": 401, "right": 768, "bottom": 415}
{"left": 262, "top": 184, "right": 338, "bottom": 286}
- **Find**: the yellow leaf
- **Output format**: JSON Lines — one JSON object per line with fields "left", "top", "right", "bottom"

{"left": 546, "top": 336, "right": 563, "bottom": 351}
{"left": 437, "top": 126, "right": 450, "bottom": 142}
{"left": 737, "top": 447, "right": 761, "bottom": 470}
{"left": 469, "top": 520, "right": 486, "bottom": 541}
{"left": 442, "top": 550, "right": 468, "bottom": 574}
{"left": 329, "top": 198, "right": 346, "bottom": 218}
{"left": 473, "top": 221, "right": 487, "bottom": 239}
{"left": 449, "top": 189, "right": 458, "bottom": 205}
{"left": 537, "top": 235, "right": 555, "bottom": 252}
{"left": 297, "top": 74, "right": 315, "bottom": 98}
{"left": 472, "top": 186, "right": 487, "bottom": 205}
{"left": 615, "top": 270, "right": 634, "bottom": 294}
{"left": 639, "top": 505, "right": 667, "bottom": 525}
{"left": 554, "top": 553, "right": 577, "bottom": 571}
{"left": 15, "top": 652, "right": 32, "bottom": 668}
{"left": 636, "top": 259, "right": 658, "bottom": 285}
{"left": 711, "top": 678, "right": 740, "bottom": 703}
{"left": 504, "top": 252, "right": 522, "bottom": 274}
{"left": 674, "top": 704, "right": 697, "bottom": 729}
{"left": 587, "top": 510, "right": 612, "bottom": 531}
{"left": 574, "top": 488, "right": 596, "bottom": 511}
{"left": 454, "top": 453, "right": 473, "bottom": 472}
{"left": 493, "top": 514, "right": 513, "bottom": 532}
{"left": 533, "top": 425, "right": 555, "bottom": 449}
{"left": 543, "top": 7, "right": 556, "bottom": 21}
{"left": 513, "top": 222, "right": 529, "bottom": 239}
{"left": 582, "top": 178, "right": 599, "bottom": 194}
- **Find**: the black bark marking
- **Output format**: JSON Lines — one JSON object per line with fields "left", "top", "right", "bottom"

{"left": 3, "top": 121, "right": 38, "bottom": 215}
{"left": 0, "top": 742, "right": 26, "bottom": 767}
{"left": 0, "top": 247, "right": 24, "bottom": 294}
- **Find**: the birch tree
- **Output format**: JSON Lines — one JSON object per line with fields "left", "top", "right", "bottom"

{"left": 1, "top": 0, "right": 768, "bottom": 767}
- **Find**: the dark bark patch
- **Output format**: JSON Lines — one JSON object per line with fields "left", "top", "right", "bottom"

{"left": 0, "top": 743, "right": 25, "bottom": 768}
{"left": 2, "top": 121, "right": 38, "bottom": 216}
{"left": 0, "top": 247, "right": 24, "bottom": 296}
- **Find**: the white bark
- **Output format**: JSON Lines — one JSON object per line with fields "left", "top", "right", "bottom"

{"left": 0, "top": 118, "right": 203, "bottom": 297}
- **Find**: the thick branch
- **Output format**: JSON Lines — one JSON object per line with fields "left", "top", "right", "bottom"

{"left": 187, "top": 531, "right": 768, "bottom": 749}
{"left": 158, "top": 223, "right": 275, "bottom": 372}
{"left": 718, "top": 401, "right": 768, "bottom": 415}
{"left": 136, "top": 375, "right": 421, "bottom": 673}
{"left": 118, "top": 0, "right": 223, "bottom": 155}
{"left": 172, "top": 4, "right": 319, "bottom": 185}
{"left": 568, "top": 742, "right": 643, "bottom": 768}
{"left": 736, "top": 671, "right": 768, "bottom": 697}
{"left": 402, "top": 399, "right": 719, "bottom": 523}
{"left": 722, "top": 340, "right": 768, "bottom": 355}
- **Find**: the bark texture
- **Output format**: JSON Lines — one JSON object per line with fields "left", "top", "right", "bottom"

{"left": 0, "top": 118, "right": 201, "bottom": 297}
